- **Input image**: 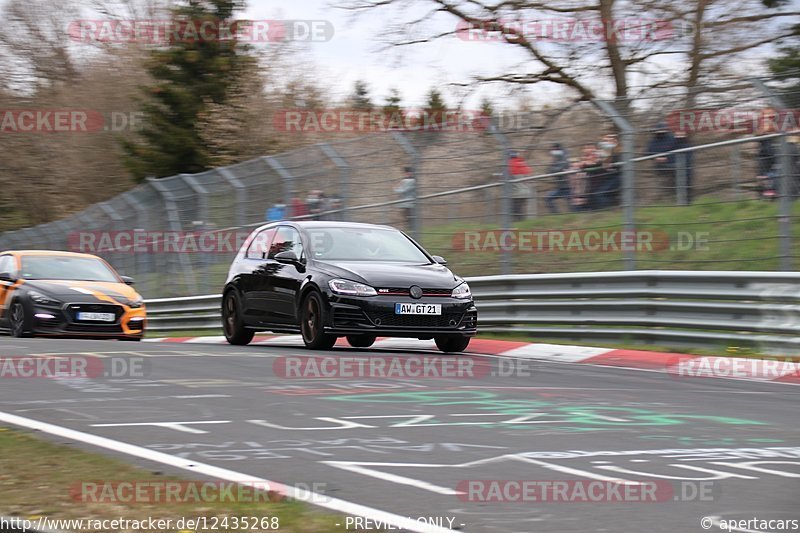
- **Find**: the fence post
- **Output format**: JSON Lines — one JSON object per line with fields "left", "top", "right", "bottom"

{"left": 264, "top": 157, "right": 295, "bottom": 219}
{"left": 147, "top": 177, "right": 198, "bottom": 296}
{"left": 750, "top": 78, "right": 793, "bottom": 271}
{"left": 217, "top": 167, "right": 248, "bottom": 227}
{"left": 319, "top": 143, "right": 351, "bottom": 221}
{"left": 676, "top": 153, "right": 688, "bottom": 206}
{"left": 487, "top": 119, "right": 513, "bottom": 276}
{"left": 593, "top": 99, "right": 636, "bottom": 270}
{"left": 391, "top": 131, "right": 421, "bottom": 239}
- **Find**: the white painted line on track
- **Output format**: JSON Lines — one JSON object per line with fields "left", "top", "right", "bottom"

{"left": 0, "top": 411, "right": 457, "bottom": 533}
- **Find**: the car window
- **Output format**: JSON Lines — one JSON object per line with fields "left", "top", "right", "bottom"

{"left": 268, "top": 226, "right": 303, "bottom": 260}
{"left": 246, "top": 228, "right": 276, "bottom": 259}
{"left": 20, "top": 255, "right": 119, "bottom": 282}
{"left": 0, "top": 255, "right": 14, "bottom": 275}
{"left": 306, "top": 227, "right": 430, "bottom": 262}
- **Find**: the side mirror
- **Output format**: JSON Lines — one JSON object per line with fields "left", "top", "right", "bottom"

{"left": 274, "top": 251, "right": 299, "bottom": 264}
{"left": 120, "top": 276, "right": 135, "bottom": 286}
{"left": 0, "top": 272, "right": 16, "bottom": 283}
{"left": 432, "top": 255, "right": 447, "bottom": 265}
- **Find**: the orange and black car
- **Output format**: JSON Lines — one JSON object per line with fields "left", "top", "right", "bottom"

{"left": 0, "top": 251, "right": 146, "bottom": 340}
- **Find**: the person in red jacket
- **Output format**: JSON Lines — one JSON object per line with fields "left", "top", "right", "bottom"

{"left": 508, "top": 150, "right": 533, "bottom": 221}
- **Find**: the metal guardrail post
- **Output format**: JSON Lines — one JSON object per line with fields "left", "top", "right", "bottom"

{"left": 593, "top": 99, "right": 636, "bottom": 270}
{"left": 217, "top": 167, "right": 248, "bottom": 227}
{"left": 391, "top": 131, "right": 421, "bottom": 240}
{"left": 751, "top": 78, "right": 793, "bottom": 272}
{"left": 146, "top": 177, "right": 198, "bottom": 296}
{"left": 264, "top": 157, "right": 295, "bottom": 218}
{"left": 487, "top": 119, "right": 513, "bottom": 276}
{"left": 319, "top": 143, "right": 351, "bottom": 221}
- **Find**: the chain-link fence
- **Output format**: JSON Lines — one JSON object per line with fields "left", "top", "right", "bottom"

{"left": 1, "top": 76, "right": 798, "bottom": 298}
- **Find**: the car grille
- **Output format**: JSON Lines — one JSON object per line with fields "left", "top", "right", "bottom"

{"left": 64, "top": 323, "right": 124, "bottom": 333}
{"left": 65, "top": 304, "right": 124, "bottom": 324}
{"left": 377, "top": 288, "right": 453, "bottom": 297}
{"left": 368, "top": 311, "right": 464, "bottom": 329}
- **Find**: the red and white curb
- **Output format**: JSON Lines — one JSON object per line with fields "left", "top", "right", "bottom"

{"left": 144, "top": 335, "right": 800, "bottom": 384}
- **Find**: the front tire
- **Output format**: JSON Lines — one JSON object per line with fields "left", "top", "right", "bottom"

{"left": 301, "top": 292, "right": 337, "bottom": 350}
{"left": 9, "top": 300, "right": 31, "bottom": 338}
{"left": 435, "top": 335, "right": 470, "bottom": 353}
{"left": 222, "top": 291, "right": 254, "bottom": 346}
{"left": 347, "top": 335, "right": 376, "bottom": 348}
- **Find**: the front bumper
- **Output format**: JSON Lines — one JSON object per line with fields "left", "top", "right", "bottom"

{"left": 326, "top": 294, "right": 477, "bottom": 337}
{"left": 31, "top": 302, "right": 146, "bottom": 338}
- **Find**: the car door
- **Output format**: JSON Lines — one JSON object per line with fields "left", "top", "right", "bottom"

{"left": 266, "top": 226, "right": 306, "bottom": 325}
{"left": 238, "top": 228, "right": 276, "bottom": 321}
{"left": 0, "top": 254, "right": 18, "bottom": 322}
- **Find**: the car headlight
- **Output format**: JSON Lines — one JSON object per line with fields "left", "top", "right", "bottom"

{"left": 128, "top": 297, "right": 144, "bottom": 309}
{"left": 328, "top": 279, "right": 377, "bottom": 297}
{"left": 29, "top": 290, "right": 61, "bottom": 306}
{"left": 451, "top": 282, "right": 472, "bottom": 299}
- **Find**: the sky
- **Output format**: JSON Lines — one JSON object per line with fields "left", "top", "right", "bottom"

{"left": 244, "top": 0, "right": 550, "bottom": 109}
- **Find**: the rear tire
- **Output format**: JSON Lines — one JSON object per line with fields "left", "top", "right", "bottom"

{"left": 435, "top": 335, "right": 470, "bottom": 353}
{"left": 301, "top": 292, "right": 337, "bottom": 350}
{"left": 9, "top": 300, "right": 31, "bottom": 338}
{"left": 222, "top": 291, "right": 254, "bottom": 346}
{"left": 346, "top": 335, "right": 376, "bottom": 348}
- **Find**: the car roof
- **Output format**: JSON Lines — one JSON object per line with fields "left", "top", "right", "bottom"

{"left": 2, "top": 250, "right": 102, "bottom": 259}
{"left": 294, "top": 221, "right": 396, "bottom": 230}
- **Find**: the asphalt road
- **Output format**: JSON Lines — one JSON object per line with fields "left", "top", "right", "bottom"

{"left": 0, "top": 337, "right": 798, "bottom": 533}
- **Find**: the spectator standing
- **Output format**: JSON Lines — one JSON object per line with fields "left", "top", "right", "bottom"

{"left": 756, "top": 110, "right": 779, "bottom": 199}
{"left": 672, "top": 131, "right": 694, "bottom": 203}
{"left": 545, "top": 143, "right": 571, "bottom": 214}
{"left": 579, "top": 144, "right": 604, "bottom": 210}
{"left": 290, "top": 192, "right": 308, "bottom": 218}
{"left": 646, "top": 121, "right": 678, "bottom": 200}
{"left": 508, "top": 150, "right": 533, "bottom": 221}
{"left": 266, "top": 201, "right": 286, "bottom": 221}
{"left": 593, "top": 134, "right": 621, "bottom": 209}
{"left": 395, "top": 166, "right": 416, "bottom": 228}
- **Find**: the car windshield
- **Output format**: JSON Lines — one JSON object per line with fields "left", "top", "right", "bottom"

{"left": 306, "top": 227, "right": 431, "bottom": 263}
{"left": 20, "top": 255, "right": 120, "bottom": 282}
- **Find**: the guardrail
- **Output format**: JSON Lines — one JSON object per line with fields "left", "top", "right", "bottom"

{"left": 144, "top": 271, "right": 800, "bottom": 352}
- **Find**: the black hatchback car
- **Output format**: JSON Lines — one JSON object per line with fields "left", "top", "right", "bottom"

{"left": 222, "top": 221, "right": 477, "bottom": 352}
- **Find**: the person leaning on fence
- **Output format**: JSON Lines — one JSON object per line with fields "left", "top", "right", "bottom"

{"left": 395, "top": 166, "right": 416, "bottom": 228}
{"left": 545, "top": 143, "right": 571, "bottom": 214}
{"left": 646, "top": 121, "right": 678, "bottom": 200}
{"left": 567, "top": 158, "right": 588, "bottom": 211}
{"left": 508, "top": 150, "right": 533, "bottom": 221}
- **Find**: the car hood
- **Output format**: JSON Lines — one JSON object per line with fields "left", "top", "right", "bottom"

{"left": 23, "top": 279, "right": 140, "bottom": 305}
{"left": 314, "top": 261, "right": 461, "bottom": 289}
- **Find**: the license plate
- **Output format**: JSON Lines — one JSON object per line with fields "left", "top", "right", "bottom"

{"left": 77, "top": 312, "right": 115, "bottom": 322}
{"left": 395, "top": 303, "right": 441, "bottom": 315}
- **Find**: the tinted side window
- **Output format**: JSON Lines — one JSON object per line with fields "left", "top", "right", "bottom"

{"left": 268, "top": 227, "right": 303, "bottom": 260}
{"left": 246, "top": 229, "right": 276, "bottom": 259}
